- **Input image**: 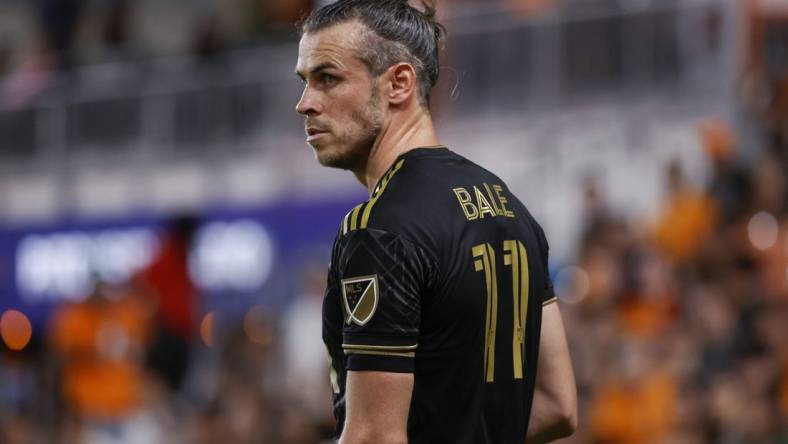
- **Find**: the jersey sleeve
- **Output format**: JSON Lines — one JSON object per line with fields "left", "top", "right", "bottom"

{"left": 331, "top": 228, "right": 435, "bottom": 373}
{"left": 535, "top": 223, "right": 557, "bottom": 306}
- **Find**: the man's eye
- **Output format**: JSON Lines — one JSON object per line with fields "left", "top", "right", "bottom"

{"left": 321, "top": 73, "right": 338, "bottom": 84}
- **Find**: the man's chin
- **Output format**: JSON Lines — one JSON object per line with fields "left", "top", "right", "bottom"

{"left": 315, "top": 147, "right": 365, "bottom": 171}
{"left": 314, "top": 147, "right": 350, "bottom": 170}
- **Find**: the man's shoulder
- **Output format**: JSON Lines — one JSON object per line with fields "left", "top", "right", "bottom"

{"left": 334, "top": 147, "right": 529, "bottom": 251}
{"left": 330, "top": 149, "right": 455, "bottom": 250}
{"left": 359, "top": 150, "right": 467, "bottom": 234}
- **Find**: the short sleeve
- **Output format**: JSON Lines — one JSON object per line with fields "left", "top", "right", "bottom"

{"left": 332, "top": 228, "right": 433, "bottom": 373}
{"left": 535, "top": 223, "right": 557, "bottom": 306}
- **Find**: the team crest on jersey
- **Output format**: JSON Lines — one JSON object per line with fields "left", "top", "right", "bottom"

{"left": 341, "top": 275, "right": 379, "bottom": 326}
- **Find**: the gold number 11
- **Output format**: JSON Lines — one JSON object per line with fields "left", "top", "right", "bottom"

{"left": 472, "top": 240, "right": 529, "bottom": 382}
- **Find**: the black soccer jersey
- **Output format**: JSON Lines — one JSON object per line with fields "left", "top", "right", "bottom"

{"left": 323, "top": 147, "right": 556, "bottom": 444}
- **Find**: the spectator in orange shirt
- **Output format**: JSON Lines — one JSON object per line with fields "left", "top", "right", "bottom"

{"left": 591, "top": 342, "right": 677, "bottom": 444}
{"left": 653, "top": 159, "right": 717, "bottom": 265}
{"left": 48, "top": 281, "right": 152, "bottom": 440}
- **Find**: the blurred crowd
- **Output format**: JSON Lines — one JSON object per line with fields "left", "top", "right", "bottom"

{"left": 0, "top": 216, "right": 337, "bottom": 444}
{"left": 561, "top": 120, "right": 787, "bottom": 444}
{"left": 2, "top": 0, "right": 658, "bottom": 114}
{"left": 0, "top": 0, "right": 314, "bottom": 108}
{"left": 560, "top": 3, "right": 788, "bottom": 441}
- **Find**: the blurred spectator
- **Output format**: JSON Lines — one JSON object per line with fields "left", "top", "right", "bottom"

{"left": 135, "top": 216, "right": 200, "bottom": 395}
{"left": 575, "top": 174, "right": 628, "bottom": 313}
{"left": 590, "top": 342, "right": 677, "bottom": 444}
{"left": 747, "top": 155, "right": 788, "bottom": 301}
{"left": 579, "top": 173, "right": 623, "bottom": 249}
{"left": 191, "top": 16, "right": 225, "bottom": 62}
{"left": 281, "top": 262, "right": 334, "bottom": 437}
{"left": 617, "top": 246, "right": 679, "bottom": 339}
{"left": 701, "top": 118, "right": 753, "bottom": 225}
{"left": 0, "top": 351, "right": 40, "bottom": 444}
{"left": 652, "top": 159, "right": 717, "bottom": 265}
{"left": 37, "top": 0, "right": 85, "bottom": 69}
{"left": 751, "top": 154, "right": 786, "bottom": 216}
{"left": 213, "top": 327, "right": 284, "bottom": 444}
{"left": 101, "top": 0, "right": 131, "bottom": 60}
{"left": 48, "top": 281, "right": 154, "bottom": 443}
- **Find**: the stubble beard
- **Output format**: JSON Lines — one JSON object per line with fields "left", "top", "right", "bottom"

{"left": 315, "top": 86, "right": 383, "bottom": 172}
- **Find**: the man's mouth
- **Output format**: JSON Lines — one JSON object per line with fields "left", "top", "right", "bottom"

{"left": 306, "top": 127, "right": 329, "bottom": 142}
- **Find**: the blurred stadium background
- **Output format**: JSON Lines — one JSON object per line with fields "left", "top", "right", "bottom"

{"left": 0, "top": 0, "right": 786, "bottom": 442}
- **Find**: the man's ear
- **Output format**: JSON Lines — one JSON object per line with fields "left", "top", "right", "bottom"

{"left": 386, "top": 62, "right": 418, "bottom": 105}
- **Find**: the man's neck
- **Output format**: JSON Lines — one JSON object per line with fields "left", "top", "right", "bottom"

{"left": 355, "top": 110, "right": 440, "bottom": 195}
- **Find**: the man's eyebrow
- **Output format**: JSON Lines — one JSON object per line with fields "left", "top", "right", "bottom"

{"left": 295, "top": 62, "right": 339, "bottom": 79}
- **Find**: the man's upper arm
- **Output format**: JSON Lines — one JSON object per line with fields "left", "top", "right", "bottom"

{"left": 534, "top": 220, "right": 574, "bottom": 417}
{"left": 528, "top": 301, "right": 577, "bottom": 442}
{"left": 332, "top": 228, "right": 433, "bottom": 442}
{"left": 337, "top": 229, "right": 433, "bottom": 372}
{"left": 341, "top": 371, "right": 413, "bottom": 444}
{"left": 538, "top": 301, "right": 576, "bottom": 410}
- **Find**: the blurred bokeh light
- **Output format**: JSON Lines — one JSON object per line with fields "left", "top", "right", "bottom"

{"left": 0, "top": 310, "right": 32, "bottom": 351}
{"left": 200, "top": 311, "right": 214, "bottom": 348}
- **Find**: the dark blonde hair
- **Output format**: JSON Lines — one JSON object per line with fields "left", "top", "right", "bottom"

{"left": 301, "top": 0, "right": 445, "bottom": 108}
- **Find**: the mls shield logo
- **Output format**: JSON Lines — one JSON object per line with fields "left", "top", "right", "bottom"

{"left": 341, "top": 275, "right": 379, "bottom": 326}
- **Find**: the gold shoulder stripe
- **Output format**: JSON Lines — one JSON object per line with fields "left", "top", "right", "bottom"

{"left": 543, "top": 296, "right": 558, "bottom": 306}
{"left": 349, "top": 203, "right": 365, "bottom": 232}
{"left": 359, "top": 159, "right": 405, "bottom": 229}
{"left": 345, "top": 349, "right": 415, "bottom": 358}
{"left": 342, "top": 343, "right": 418, "bottom": 352}
{"left": 342, "top": 203, "right": 366, "bottom": 235}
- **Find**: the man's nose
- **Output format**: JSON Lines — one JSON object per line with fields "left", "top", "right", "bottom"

{"left": 296, "top": 86, "right": 321, "bottom": 116}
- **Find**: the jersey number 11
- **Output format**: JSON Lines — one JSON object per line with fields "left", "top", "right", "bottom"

{"left": 472, "top": 240, "right": 529, "bottom": 383}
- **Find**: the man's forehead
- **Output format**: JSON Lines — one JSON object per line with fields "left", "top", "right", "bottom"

{"left": 297, "top": 21, "right": 364, "bottom": 70}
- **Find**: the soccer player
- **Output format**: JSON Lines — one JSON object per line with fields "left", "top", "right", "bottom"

{"left": 295, "top": 1, "right": 577, "bottom": 443}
